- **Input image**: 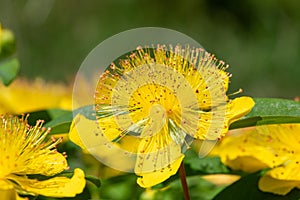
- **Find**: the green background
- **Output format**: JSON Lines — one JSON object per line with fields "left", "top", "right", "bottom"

{"left": 1, "top": 0, "right": 299, "bottom": 98}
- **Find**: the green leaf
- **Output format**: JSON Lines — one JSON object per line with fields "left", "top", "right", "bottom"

{"left": 230, "top": 98, "right": 300, "bottom": 129}
{"left": 184, "top": 150, "right": 229, "bottom": 174}
{"left": 25, "top": 110, "right": 52, "bottom": 126}
{"left": 100, "top": 174, "right": 144, "bottom": 200}
{"left": 25, "top": 109, "right": 71, "bottom": 127}
{"left": 44, "top": 105, "right": 95, "bottom": 134}
{"left": 148, "top": 175, "right": 226, "bottom": 200}
{"left": 44, "top": 112, "right": 73, "bottom": 134}
{"left": 213, "top": 172, "right": 300, "bottom": 200}
{"left": 47, "top": 108, "right": 72, "bottom": 119}
{"left": 85, "top": 175, "right": 101, "bottom": 188}
{"left": 0, "top": 58, "right": 19, "bottom": 86}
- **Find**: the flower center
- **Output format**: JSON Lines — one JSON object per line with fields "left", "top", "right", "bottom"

{"left": 129, "top": 84, "right": 181, "bottom": 130}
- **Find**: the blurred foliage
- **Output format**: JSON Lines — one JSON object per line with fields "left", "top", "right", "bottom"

{"left": 0, "top": 58, "right": 19, "bottom": 85}
{"left": 0, "top": 0, "right": 299, "bottom": 97}
{"left": 149, "top": 176, "right": 226, "bottom": 200}
{"left": 0, "top": 23, "right": 19, "bottom": 85}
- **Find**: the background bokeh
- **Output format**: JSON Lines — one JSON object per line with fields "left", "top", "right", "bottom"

{"left": 1, "top": 0, "right": 299, "bottom": 98}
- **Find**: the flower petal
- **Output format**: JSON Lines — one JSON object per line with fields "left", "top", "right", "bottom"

{"left": 0, "top": 188, "right": 25, "bottom": 200}
{"left": 267, "top": 157, "right": 300, "bottom": 181}
{"left": 70, "top": 114, "right": 140, "bottom": 152}
{"left": 259, "top": 174, "right": 300, "bottom": 195}
{"left": 69, "top": 114, "right": 139, "bottom": 172}
{"left": 201, "top": 174, "right": 240, "bottom": 186}
{"left": 0, "top": 179, "right": 13, "bottom": 190}
{"left": 226, "top": 96, "right": 255, "bottom": 124}
{"left": 16, "top": 151, "right": 68, "bottom": 176}
{"left": 9, "top": 168, "right": 86, "bottom": 198}
{"left": 137, "top": 155, "right": 184, "bottom": 188}
{"left": 212, "top": 124, "right": 300, "bottom": 195}
{"left": 210, "top": 127, "right": 279, "bottom": 172}
{"left": 0, "top": 78, "right": 72, "bottom": 114}
{"left": 193, "top": 96, "right": 254, "bottom": 140}
{"left": 69, "top": 114, "right": 87, "bottom": 150}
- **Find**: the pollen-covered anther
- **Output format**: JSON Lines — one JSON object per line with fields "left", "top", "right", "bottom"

{"left": 63, "top": 152, "right": 68, "bottom": 158}
{"left": 51, "top": 136, "right": 57, "bottom": 142}
{"left": 110, "top": 63, "right": 116, "bottom": 70}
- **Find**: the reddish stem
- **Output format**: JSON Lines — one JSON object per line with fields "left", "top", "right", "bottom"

{"left": 179, "top": 161, "right": 190, "bottom": 200}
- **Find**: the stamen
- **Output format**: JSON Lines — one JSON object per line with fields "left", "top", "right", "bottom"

{"left": 228, "top": 88, "right": 243, "bottom": 97}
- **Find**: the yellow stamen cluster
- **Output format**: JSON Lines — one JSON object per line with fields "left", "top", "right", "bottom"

{"left": 0, "top": 115, "right": 69, "bottom": 194}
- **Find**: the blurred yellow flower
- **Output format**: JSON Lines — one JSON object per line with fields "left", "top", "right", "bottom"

{"left": 211, "top": 124, "right": 300, "bottom": 195}
{"left": 0, "top": 115, "right": 86, "bottom": 199}
{"left": 70, "top": 45, "right": 254, "bottom": 188}
{"left": 0, "top": 78, "right": 72, "bottom": 114}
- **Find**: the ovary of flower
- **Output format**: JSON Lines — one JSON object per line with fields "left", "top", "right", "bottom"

{"left": 0, "top": 115, "right": 85, "bottom": 198}
{"left": 71, "top": 45, "right": 254, "bottom": 188}
{"left": 211, "top": 124, "right": 300, "bottom": 195}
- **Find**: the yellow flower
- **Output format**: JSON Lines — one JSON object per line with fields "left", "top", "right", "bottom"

{"left": 0, "top": 78, "right": 72, "bottom": 114}
{"left": 211, "top": 124, "right": 300, "bottom": 195}
{"left": 0, "top": 115, "right": 86, "bottom": 199}
{"left": 70, "top": 45, "right": 254, "bottom": 188}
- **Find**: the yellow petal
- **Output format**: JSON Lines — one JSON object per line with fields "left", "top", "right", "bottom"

{"left": 70, "top": 113, "right": 123, "bottom": 149}
{"left": 69, "top": 114, "right": 140, "bottom": 152}
{"left": 137, "top": 155, "right": 184, "bottom": 188}
{"left": 210, "top": 127, "right": 279, "bottom": 172}
{"left": 0, "top": 78, "right": 72, "bottom": 114}
{"left": 17, "top": 151, "right": 68, "bottom": 176}
{"left": 69, "top": 114, "right": 87, "bottom": 150}
{"left": 226, "top": 96, "right": 255, "bottom": 124}
{"left": 259, "top": 174, "right": 300, "bottom": 195}
{"left": 9, "top": 168, "right": 86, "bottom": 198}
{"left": 193, "top": 96, "right": 254, "bottom": 140}
{"left": 135, "top": 125, "right": 183, "bottom": 174}
{"left": 0, "top": 180, "right": 13, "bottom": 190}
{"left": 201, "top": 174, "right": 240, "bottom": 186}
{"left": 267, "top": 158, "right": 300, "bottom": 181}
{"left": 69, "top": 114, "right": 137, "bottom": 172}
{"left": 224, "top": 156, "right": 269, "bottom": 173}
{"left": 212, "top": 124, "right": 300, "bottom": 196}
{"left": 0, "top": 188, "right": 25, "bottom": 200}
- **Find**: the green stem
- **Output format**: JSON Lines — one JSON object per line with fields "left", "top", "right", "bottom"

{"left": 179, "top": 161, "right": 190, "bottom": 200}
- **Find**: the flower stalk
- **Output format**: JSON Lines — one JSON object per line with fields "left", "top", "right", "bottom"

{"left": 179, "top": 161, "right": 190, "bottom": 200}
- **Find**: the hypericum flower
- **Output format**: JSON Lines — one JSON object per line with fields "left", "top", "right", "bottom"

{"left": 0, "top": 78, "right": 72, "bottom": 114}
{"left": 70, "top": 45, "right": 254, "bottom": 188}
{"left": 210, "top": 124, "right": 300, "bottom": 195}
{"left": 0, "top": 115, "right": 86, "bottom": 199}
